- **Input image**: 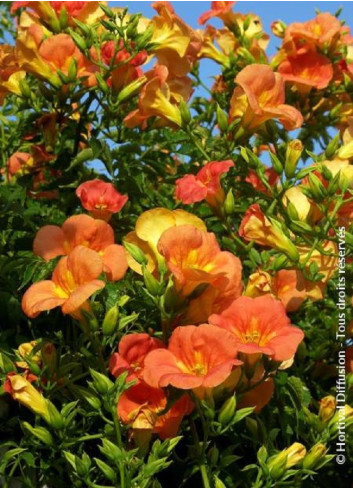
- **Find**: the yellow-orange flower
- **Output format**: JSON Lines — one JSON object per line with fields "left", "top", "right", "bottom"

{"left": 150, "top": 2, "right": 201, "bottom": 77}
{"left": 124, "top": 65, "right": 192, "bottom": 128}
{"left": 4, "top": 374, "right": 50, "bottom": 421}
{"left": 157, "top": 225, "right": 242, "bottom": 322}
{"left": 22, "top": 246, "right": 105, "bottom": 319}
{"left": 124, "top": 208, "right": 206, "bottom": 275}
{"left": 0, "top": 45, "right": 25, "bottom": 103}
{"left": 229, "top": 64, "right": 303, "bottom": 132}
{"left": 239, "top": 204, "right": 299, "bottom": 261}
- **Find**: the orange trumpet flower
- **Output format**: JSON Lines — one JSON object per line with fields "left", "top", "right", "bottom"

{"left": 118, "top": 382, "right": 193, "bottom": 441}
{"left": 175, "top": 160, "right": 234, "bottom": 208}
{"left": 143, "top": 324, "right": 242, "bottom": 391}
{"left": 109, "top": 333, "right": 165, "bottom": 383}
{"left": 76, "top": 179, "right": 128, "bottom": 221}
{"left": 278, "top": 49, "right": 333, "bottom": 91}
{"left": 209, "top": 295, "right": 304, "bottom": 362}
{"left": 157, "top": 224, "right": 242, "bottom": 298}
{"left": 229, "top": 64, "right": 303, "bottom": 131}
{"left": 33, "top": 214, "right": 128, "bottom": 282}
{"left": 22, "top": 246, "right": 105, "bottom": 319}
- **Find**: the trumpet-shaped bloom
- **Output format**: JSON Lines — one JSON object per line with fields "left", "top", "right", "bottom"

{"left": 239, "top": 204, "right": 299, "bottom": 261}
{"left": 209, "top": 296, "right": 304, "bottom": 362}
{"left": 244, "top": 269, "right": 307, "bottom": 313}
{"left": 284, "top": 13, "right": 342, "bottom": 52}
{"left": 118, "top": 382, "right": 193, "bottom": 440}
{"left": 22, "top": 246, "right": 105, "bottom": 318}
{"left": 11, "top": 1, "right": 104, "bottom": 26}
{"left": 76, "top": 179, "right": 128, "bottom": 221}
{"left": 143, "top": 324, "right": 242, "bottom": 390}
{"left": 278, "top": 49, "right": 333, "bottom": 91}
{"left": 4, "top": 373, "right": 50, "bottom": 421}
{"left": 151, "top": 2, "right": 201, "bottom": 78}
{"left": 109, "top": 333, "right": 165, "bottom": 382}
{"left": 124, "top": 65, "right": 192, "bottom": 129}
{"left": 33, "top": 214, "right": 128, "bottom": 282}
{"left": 17, "top": 27, "right": 96, "bottom": 86}
{"left": 124, "top": 208, "right": 206, "bottom": 275}
{"left": 198, "top": 1, "right": 236, "bottom": 26}
{"left": 158, "top": 224, "right": 242, "bottom": 298}
{"left": 0, "top": 45, "right": 25, "bottom": 103}
{"left": 175, "top": 160, "right": 234, "bottom": 208}
{"left": 229, "top": 64, "right": 303, "bottom": 131}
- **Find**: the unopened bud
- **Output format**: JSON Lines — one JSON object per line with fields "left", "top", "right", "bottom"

{"left": 180, "top": 100, "right": 191, "bottom": 127}
{"left": 46, "top": 401, "right": 64, "bottom": 430}
{"left": 218, "top": 396, "right": 236, "bottom": 425}
{"left": 216, "top": 104, "right": 228, "bottom": 132}
{"left": 116, "top": 75, "right": 147, "bottom": 102}
{"left": 270, "top": 153, "right": 283, "bottom": 175}
{"left": 319, "top": 395, "right": 336, "bottom": 423}
{"left": 271, "top": 20, "right": 286, "bottom": 38}
{"left": 285, "top": 139, "right": 303, "bottom": 178}
{"left": 143, "top": 267, "right": 163, "bottom": 296}
{"left": 102, "top": 305, "right": 119, "bottom": 336}
{"left": 123, "top": 240, "right": 147, "bottom": 265}
{"left": 302, "top": 443, "right": 327, "bottom": 470}
{"left": 22, "top": 421, "right": 54, "bottom": 446}
{"left": 69, "top": 30, "right": 87, "bottom": 51}
{"left": 307, "top": 173, "right": 326, "bottom": 201}
{"left": 19, "top": 78, "right": 31, "bottom": 98}
{"left": 224, "top": 189, "right": 235, "bottom": 215}
{"left": 90, "top": 369, "right": 114, "bottom": 395}
{"left": 325, "top": 134, "right": 340, "bottom": 159}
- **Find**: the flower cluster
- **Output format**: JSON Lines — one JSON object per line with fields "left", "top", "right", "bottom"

{"left": 1, "top": 2, "right": 353, "bottom": 488}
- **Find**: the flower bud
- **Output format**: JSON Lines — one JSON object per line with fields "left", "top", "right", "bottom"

{"left": 307, "top": 173, "right": 327, "bottom": 201}
{"left": 319, "top": 395, "right": 336, "bottom": 423}
{"left": 269, "top": 153, "right": 283, "bottom": 175}
{"left": 325, "top": 134, "right": 340, "bottom": 159}
{"left": 208, "top": 446, "right": 219, "bottom": 466}
{"left": 224, "top": 189, "right": 235, "bottom": 215}
{"left": 116, "top": 75, "right": 147, "bottom": 103}
{"left": 143, "top": 267, "right": 163, "bottom": 296}
{"left": 268, "top": 443, "right": 306, "bottom": 479}
{"left": 46, "top": 401, "right": 64, "bottom": 430}
{"left": 271, "top": 20, "right": 286, "bottom": 37}
{"left": 216, "top": 104, "right": 228, "bottom": 132}
{"left": 268, "top": 451, "right": 287, "bottom": 480}
{"left": 218, "top": 396, "right": 236, "bottom": 425}
{"left": 95, "top": 458, "right": 116, "bottom": 482}
{"left": 102, "top": 305, "right": 119, "bottom": 336}
{"left": 41, "top": 343, "right": 57, "bottom": 376}
{"left": 90, "top": 369, "right": 115, "bottom": 395}
{"left": 283, "top": 442, "right": 307, "bottom": 468}
{"left": 237, "top": 47, "right": 256, "bottom": 64}
{"left": 72, "top": 385, "right": 102, "bottom": 411}
{"left": 69, "top": 31, "right": 87, "bottom": 51}
{"left": 22, "top": 421, "right": 54, "bottom": 446}
{"left": 136, "top": 26, "right": 154, "bottom": 49}
{"left": 302, "top": 443, "right": 327, "bottom": 470}
{"left": 0, "top": 352, "right": 15, "bottom": 373}
{"left": 180, "top": 100, "right": 192, "bottom": 127}
{"left": 123, "top": 240, "right": 148, "bottom": 266}
{"left": 96, "top": 73, "right": 109, "bottom": 95}
{"left": 19, "top": 79, "right": 31, "bottom": 98}
{"left": 285, "top": 140, "right": 303, "bottom": 178}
